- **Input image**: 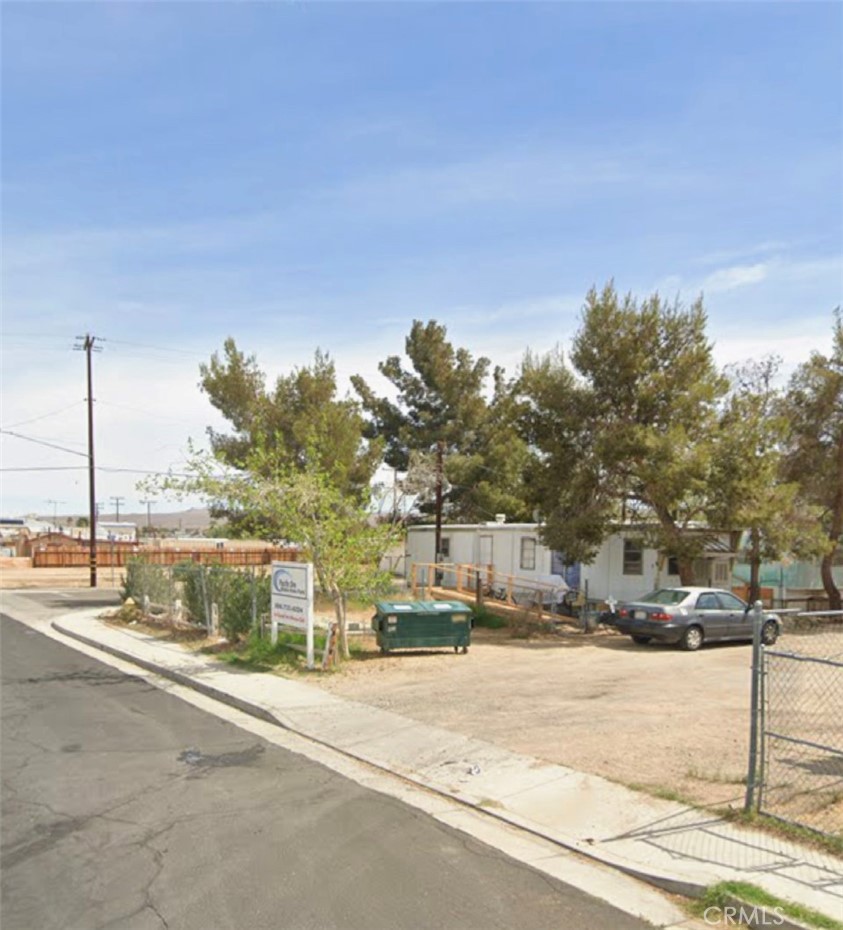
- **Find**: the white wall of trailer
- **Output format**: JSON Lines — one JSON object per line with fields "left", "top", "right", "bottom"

{"left": 582, "top": 534, "right": 684, "bottom": 603}
{"left": 405, "top": 523, "right": 698, "bottom": 603}
{"left": 406, "top": 523, "right": 556, "bottom": 577}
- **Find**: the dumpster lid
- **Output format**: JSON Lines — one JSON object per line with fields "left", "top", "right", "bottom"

{"left": 375, "top": 601, "right": 417, "bottom": 613}
{"left": 416, "top": 600, "right": 471, "bottom": 613}
{"left": 374, "top": 599, "right": 472, "bottom": 614}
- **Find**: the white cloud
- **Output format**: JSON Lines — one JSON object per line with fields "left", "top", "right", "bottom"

{"left": 709, "top": 329, "right": 834, "bottom": 377}
{"left": 693, "top": 241, "right": 789, "bottom": 267}
{"left": 702, "top": 262, "right": 769, "bottom": 293}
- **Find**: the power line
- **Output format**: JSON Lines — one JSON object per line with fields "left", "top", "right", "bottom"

{"left": 0, "top": 464, "right": 207, "bottom": 477}
{"left": 0, "top": 331, "right": 76, "bottom": 339}
{"left": 2, "top": 401, "right": 86, "bottom": 430}
{"left": 2, "top": 332, "right": 208, "bottom": 357}
{"left": 106, "top": 338, "right": 207, "bottom": 358}
{"left": 97, "top": 466, "right": 202, "bottom": 476}
{"left": 96, "top": 398, "right": 200, "bottom": 425}
{"left": 0, "top": 466, "right": 87, "bottom": 472}
{"left": 0, "top": 429, "right": 89, "bottom": 458}
{"left": 1, "top": 343, "right": 79, "bottom": 353}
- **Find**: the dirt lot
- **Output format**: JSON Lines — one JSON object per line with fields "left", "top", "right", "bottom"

{"left": 0, "top": 565, "right": 755, "bottom": 811}
{"left": 314, "top": 621, "right": 756, "bottom": 812}
{"left": 0, "top": 562, "right": 124, "bottom": 590}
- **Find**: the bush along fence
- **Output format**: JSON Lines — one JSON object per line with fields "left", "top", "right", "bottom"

{"left": 121, "top": 559, "right": 272, "bottom": 642}
{"left": 745, "top": 604, "right": 843, "bottom": 840}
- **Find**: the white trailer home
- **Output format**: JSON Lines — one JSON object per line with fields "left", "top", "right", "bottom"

{"left": 405, "top": 521, "right": 736, "bottom": 604}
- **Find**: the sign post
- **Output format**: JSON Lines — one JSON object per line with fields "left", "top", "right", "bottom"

{"left": 271, "top": 561, "right": 314, "bottom": 669}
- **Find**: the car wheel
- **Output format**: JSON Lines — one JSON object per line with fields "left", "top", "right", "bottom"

{"left": 631, "top": 635, "right": 652, "bottom": 645}
{"left": 681, "top": 625, "right": 704, "bottom": 651}
{"left": 761, "top": 621, "right": 779, "bottom": 646}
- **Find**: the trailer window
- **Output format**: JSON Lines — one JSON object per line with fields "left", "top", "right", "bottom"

{"left": 623, "top": 540, "right": 643, "bottom": 575}
{"left": 520, "top": 537, "right": 536, "bottom": 571}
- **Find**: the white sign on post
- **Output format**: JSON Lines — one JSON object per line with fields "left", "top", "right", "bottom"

{"left": 271, "top": 561, "right": 315, "bottom": 669}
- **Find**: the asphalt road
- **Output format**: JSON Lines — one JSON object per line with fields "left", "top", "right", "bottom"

{"left": 1, "top": 592, "right": 652, "bottom": 930}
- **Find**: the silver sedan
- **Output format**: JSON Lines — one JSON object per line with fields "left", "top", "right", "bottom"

{"left": 612, "top": 587, "right": 782, "bottom": 651}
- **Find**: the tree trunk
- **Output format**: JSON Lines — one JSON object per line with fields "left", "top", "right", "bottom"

{"left": 332, "top": 589, "right": 350, "bottom": 660}
{"left": 748, "top": 527, "right": 761, "bottom": 605}
{"left": 653, "top": 506, "right": 695, "bottom": 586}
{"left": 677, "top": 557, "right": 695, "bottom": 586}
{"left": 821, "top": 432, "right": 843, "bottom": 612}
{"left": 820, "top": 550, "right": 841, "bottom": 612}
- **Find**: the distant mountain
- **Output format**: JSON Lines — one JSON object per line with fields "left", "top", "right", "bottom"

{"left": 121, "top": 508, "right": 212, "bottom": 532}
{"left": 33, "top": 508, "right": 213, "bottom": 533}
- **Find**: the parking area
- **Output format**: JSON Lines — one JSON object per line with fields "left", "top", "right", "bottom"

{"left": 0, "top": 566, "right": 758, "bottom": 811}
{"left": 315, "top": 624, "right": 756, "bottom": 810}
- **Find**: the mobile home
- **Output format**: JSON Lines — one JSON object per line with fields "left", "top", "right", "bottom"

{"left": 405, "top": 521, "right": 735, "bottom": 604}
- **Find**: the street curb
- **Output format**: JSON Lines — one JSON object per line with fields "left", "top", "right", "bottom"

{"left": 51, "top": 621, "right": 281, "bottom": 727}
{"left": 48, "top": 619, "right": 832, "bottom": 930}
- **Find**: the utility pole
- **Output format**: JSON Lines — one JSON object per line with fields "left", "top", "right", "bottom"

{"left": 46, "top": 499, "right": 65, "bottom": 530}
{"left": 110, "top": 496, "right": 125, "bottom": 522}
{"left": 75, "top": 334, "right": 101, "bottom": 588}
{"left": 140, "top": 498, "right": 155, "bottom": 531}
{"left": 434, "top": 439, "right": 444, "bottom": 563}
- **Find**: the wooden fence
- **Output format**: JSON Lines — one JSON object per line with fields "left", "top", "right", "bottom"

{"left": 32, "top": 547, "right": 300, "bottom": 569}
{"left": 410, "top": 562, "right": 569, "bottom": 619}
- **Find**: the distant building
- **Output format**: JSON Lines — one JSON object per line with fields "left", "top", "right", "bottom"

{"left": 74, "top": 522, "right": 139, "bottom": 543}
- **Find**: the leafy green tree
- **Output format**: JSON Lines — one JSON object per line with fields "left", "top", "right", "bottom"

{"left": 519, "top": 283, "right": 727, "bottom": 581}
{"left": 708, "top": 357, "right": 825, "bottom": 603}
{"left": 518, "top": 346, "right": 611, "bottom": 564}
{"left": 781, "top": 312, "right": 843, "bottom": 610}
{"left": 352, "top": 320, "right": 532, "bottom": 523}
{"left": 199, "top": 339, "right": 381, "bottom": 534}
{"left": 146, "top": 449, "right": 399, "bottom": 659}
{"left": 201, "top": 339, "right": 380, "bottom": 494}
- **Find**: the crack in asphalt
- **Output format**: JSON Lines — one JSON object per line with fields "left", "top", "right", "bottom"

{"left": 4, "top": 669, "right": 153, "bottom": 688}
{"left": 1, "top": 814, "right": 93, "bottom": 869}
{"left": 177, "top": 742, "right": 265, "bottom": 772}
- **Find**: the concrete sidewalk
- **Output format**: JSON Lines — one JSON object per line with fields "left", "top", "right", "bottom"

{"left": 52, "top": 610, "right": 843, "bottom": 926}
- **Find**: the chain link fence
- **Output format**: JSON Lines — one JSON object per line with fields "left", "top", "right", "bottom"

{"left": 758, "top": 611, "right": 843, "bottom": 838}
{"left": 121, "top": 559, "right": 271, "bottom": 641}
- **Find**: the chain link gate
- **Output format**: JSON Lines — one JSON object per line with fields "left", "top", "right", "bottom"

{"left": 746, "top": 606, "right": 843, "bottom": 838}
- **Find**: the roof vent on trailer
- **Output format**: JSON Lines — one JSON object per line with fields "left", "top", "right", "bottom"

{"left": 494, "top": 514, "right": 506, "bottom": 524}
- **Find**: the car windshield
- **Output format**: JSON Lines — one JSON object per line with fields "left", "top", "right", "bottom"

{"left": 638, "top": 589, "right": 692, "bottom": 605}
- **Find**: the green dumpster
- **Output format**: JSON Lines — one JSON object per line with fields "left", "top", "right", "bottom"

{"left": 372, "top": 600, "right": 472, "bottom": 654}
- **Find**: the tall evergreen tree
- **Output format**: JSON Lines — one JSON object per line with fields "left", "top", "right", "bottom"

{"left": 198, "top": 339, "right": 380, "bottom": 535}
{"left": 520, "top": 282, "right": 727, "bottom": 581}
{"left": 352, "top": 320, "right": 532, "bottom": 523}
{"left": 200, "top": 338, "right": 380, "bottom": 494}
{"left": 708, "top": 357, "right": 824, "bottom": 603}
{"left": 781, "top": 312, "right": 843, "bottom": 610}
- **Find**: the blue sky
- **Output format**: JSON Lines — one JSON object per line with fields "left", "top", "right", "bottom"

{"left": 2, "top": 2, "right": 841, "bottom": 518}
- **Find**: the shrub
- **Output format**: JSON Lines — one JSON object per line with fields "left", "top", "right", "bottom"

{"left": 216, "top": 568, "right": 270, "bottom": 642}
{"left": 121, "top": 560, "right": 172, "bottom": 606}
{"left": 470, "top": 604, "right": 508, "bottom": 629}
{"left": 171, "top": 563, "right": 269, "bottom": 641}
{"left": 172, "top": 562, "right": 206, "bottom": 624}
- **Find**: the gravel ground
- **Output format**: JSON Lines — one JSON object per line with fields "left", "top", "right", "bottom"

{"left": 0, "top": 566, "right": 760, "bottom": 812}
{"left": 315, "top": 622, "right": 756, "bottom": 811}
